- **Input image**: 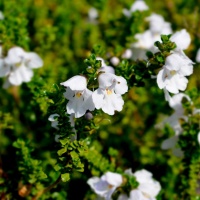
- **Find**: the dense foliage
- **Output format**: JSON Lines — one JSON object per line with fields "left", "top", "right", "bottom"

{"left": 0, "top": 0, "right": 199, "bottom": 199}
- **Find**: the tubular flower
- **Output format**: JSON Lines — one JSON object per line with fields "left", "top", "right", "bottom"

{"left": 61, "top": 75, "right": 95, "bottom": 118}
{"left": 92, "top": 73, "right": 128, "bottom": 115}
{"left": 87, "top": 172, "right": 123, "bottom": 200}
{"left": 1, "top": 47, "right": 43, "bottom": 87}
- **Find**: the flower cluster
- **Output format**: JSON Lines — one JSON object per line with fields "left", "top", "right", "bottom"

{"left": 0, "top": 46, "right": 43, "bottom": 88}
{"left": 87, "top": 169, "right": 161, "bottom": 200}
{"left": 156, "top": 29, "right": 194, "bottom": 101}
{"left": 123, "top": 11, "right": 172, "bottom": 60}
{"left": 60, "top": 60, "right": 128, "bottom": 118}
{"left": 122, "top": 1, "right": 194, "bottom": 102}
{"left": 158, "top": 93, "right": 200, "bottom": 156}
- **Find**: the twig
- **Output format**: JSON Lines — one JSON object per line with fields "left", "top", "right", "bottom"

{"left": 32, "top": 175, "right": 61, "bottom": 200}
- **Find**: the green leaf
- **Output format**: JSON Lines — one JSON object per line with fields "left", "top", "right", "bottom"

{"left": 161, "top": 35, "right": 170, "bottom": 43}
{"left": 13, "top": 139, "right": 25, "bottom": 148}
{"left": 54, "top": 163, "right": 62, "bottom": 171}
{"left": 156, "top": 55, "right": 164, "bottom": 63}
{"left": 61, "top": 173, "right": 70, "bottom": 182}
{"left": 57, "top": 147, "right": 67, "bottom": 156}
{"left": 60, "top": 138, "right": 69, "bottom": 146}
{"left": 70, "top": 151, "right": 79, "bottom": 159}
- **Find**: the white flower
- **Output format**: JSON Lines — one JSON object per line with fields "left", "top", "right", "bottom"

{"left": 1, "top": 47, "right": 43, "bottom": 87}
{"left": 130, "top": 30, "right": 158, "bottom": 60}
{"left": 170, "top": 29, "right": 191, "bottom": 51}
{"left": 48, "top": 114, "right": 60, "bottom": 130}
{"left": 164, "top": 93, "right": 190, "bottom": 134}
{"left": 0, "top": 51, "right": 10, "bottom": 78}
{"left": 0, "top": 11, "right": 4, "bottom": 20}
{"left": 110, "top": 57, "right": 120, "bottom": 66}
{"left": 198, "top": 132, "right": 200, "bottom": 145}
{"left": 92, "top": 73, "right": 128, "bottom": 115}
{"left": 196, "top": 48, "right": 200, "bottom": 63}
{"left": 161, "top": 136, "right": 183, "bottom": 157}
{"left": 61, "top": 75, "right": 95, "bottom": 118}
{"left": 87, "top": 172, "right": 123, "bottom": 200}
{"left": 129, "top": 189, "right": 156, "bottom": 200}
{"left": 133, "top": 31, "right": 155, "bottom": 50}
{"left": 157, "top": 51, "right": 193, "bottom": 95}
{"left": 88, "top": 7, "right": 98, "bottom": 21}
{"left": 130, "top": 0, "right": 149, "bottom": 12}
{"left": 97, "top": 57, "right": 115, "bottom": 74}
{"left": 48, "top": 113, "right": 60, "bottom": 142}
{"left": 133, "top": 169, "right": 161, "bottom": 199}
{"left": 146, "top": 13, "right": 172, "bottom": 35}
{"left": 124, "top": 169, "right": 161, "bottom": 199}
{"left": 117, "top": 194, "right": 128, "bottom": 200}
{"left": 131, "top": 29, "right": 167, "bottom": 60}
{"left": 160, "top": 93, "right": 191, "bottom": 156}
{"left": 123, "top": 0, "right": 148, "bottom": 17}
{"left": 122, "top": 49, "right": 132, "bottom": 59}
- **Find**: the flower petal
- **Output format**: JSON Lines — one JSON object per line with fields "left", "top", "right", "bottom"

{"left": 26, "top": 52, "right": 43, "bottom": 68}
{"left": 101, "top": 93, "right": 124, "bottom": 115}
{"left": 161, "top": 136, "right": 178, "bottom": 150}
{"left": 60, "top": 75, "right": 87, "bottom": 91}
{"left": 129, "top": 189, "right": 147, "bottom": 200}
{"left": 171, "top": 29, "right": 191, "bottom": 50}
{"left": 156, "top": 68, "right": 166, "bottom": 89}
{"left": 174, "top": 74, "right": 188, "bottom": 91}
{"left": 48, "top": 114, "right": 60, "bottom": 121}
{"left": 104, "top": 172, "right": 123, "bottom": 187}
{"left": 8, "top": 64, "right": 33, "bottom": 85}
{"left": 66, "top": 97, "right": 86, "bottom": 118}
{"left": 165, "top": 76, "right": 179, "bottom": 94}
{"left": 0, "top": 60, "right": 10, "bottom": 77}
{"left": 98, "top": 73, "right": 115, "bottom": 89}
{"left": 82, "top": 88, "right": 95, "bottom": 111}
{"left": 92, "top": 88, "right": 105, "bottom": 109}
{"left": 114, "top": 76, "right": 128, "bottom": 95}
{"left": 5, "top": 47, "right": 25, "bottom": 64}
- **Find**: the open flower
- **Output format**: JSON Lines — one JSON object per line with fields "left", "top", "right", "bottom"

{"left": 157, "top": 51, "right": 193, "bottom": 97}
{"left": 125, "top": 169, "right": 161, "bottom": 200}
{"left": 159, "top": 93, "right": 191, "bottom": 157}
{"left": 92, "top": 73, "right": 128, "bottom": 115}
{"left": 170, "top": 29, "right": 191, "bottom": 51}
{"left": 164, "top": 93, "right": 191, "bottom": 134}
{"left": 123, "top": 0, "right": 148, "bottom": 17}
{"left": 87, "top": 172, "right": 123, "bottom": 200}
{"left": 61, "top": 75, "right": 95, "bottom": 118}
{"left": 1, "top": 46, "right": 43, "bottom": 87}
{"left": 146, "top": 13, "right": 172, "bottom": 35}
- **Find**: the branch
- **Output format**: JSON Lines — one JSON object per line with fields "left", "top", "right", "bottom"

{"left": 32, "top": 175, "right": 61, "bottom": 200}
